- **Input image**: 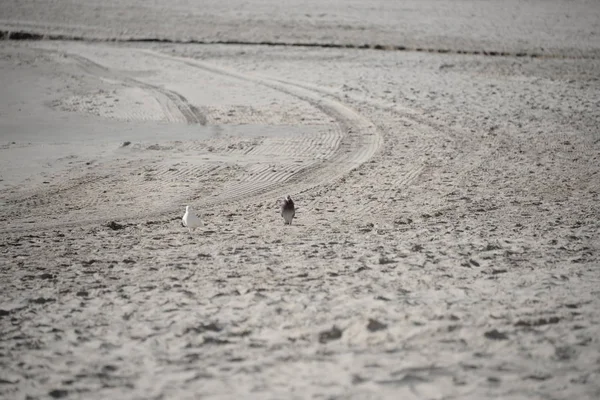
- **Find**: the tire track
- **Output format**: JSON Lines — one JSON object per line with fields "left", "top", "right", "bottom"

{"left": 276, "top": 78, "right": 507, "bottom": 216}
{"left": 67, "top": 50, "right": 350, "bottom": 206}
{"left": 182, "top": 138, "right": 264, "bottom": 154}
{"left": 136, "top": 51, "right": 381, "bottom": 211}
{"left": 139, "top": 50, "right": 382, "bottom": 209}
{"left": 64, "top": 52, "right": 206, "bottom": 125}
{"left": 200, "top": 104, "right": 332, "bottom": 126}
{"left": 243, "top": 129, "right": 337, "bottom": 160}
{"left": 242, "top": 164, "right": 273, "bottom": 181}
{"left": 0, "top": 48, "right": 382, "bottom": 233}
{"left": 137, "top": 163, "right": 223, "bottom": 183}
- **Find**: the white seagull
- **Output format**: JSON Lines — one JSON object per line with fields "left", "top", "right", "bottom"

{"left": 182, "top": 205, "right": 201, "bottom": 232}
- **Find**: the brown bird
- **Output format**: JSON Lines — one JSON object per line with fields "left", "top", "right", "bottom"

{"left": 281, "top": 195, "right": 295, "bottom": 225}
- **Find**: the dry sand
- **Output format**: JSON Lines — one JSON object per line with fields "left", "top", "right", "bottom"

{"left": 1, "top": 1, "right": 600, "bottom": 399}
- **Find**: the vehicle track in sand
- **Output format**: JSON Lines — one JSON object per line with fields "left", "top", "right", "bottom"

{"left": 0, "top": 45, "right": 382, "bottom": 233}
{"left": 64, "top": 52, "right": 207, "bottom": 125}
{"left": 144, "top": 50, "right": 382, "bottom": 205}
{"left": 270, "top": 77, "right": 505, "bottom": 220}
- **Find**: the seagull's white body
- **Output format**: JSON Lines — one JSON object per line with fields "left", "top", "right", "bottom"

{"left": 182, "top": 206, "right": 201, "bottom": 232}
{"left": 281, "top": 195, "right": 295, "bottom": 225}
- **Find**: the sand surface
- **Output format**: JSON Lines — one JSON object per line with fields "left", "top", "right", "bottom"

{"left": 1, "top": 1, "right": 600, "bottom": 399}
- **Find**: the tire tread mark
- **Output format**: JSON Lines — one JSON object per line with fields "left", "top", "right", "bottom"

{"left": 66, "top": 53, "right": 206, "bottom": 125}
{"left": 0, "top": 50, "right": 383, "bottom": 233}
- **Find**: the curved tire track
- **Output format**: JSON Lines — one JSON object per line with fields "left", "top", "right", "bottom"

{"left": 0, "top": 48, "right": 382, "bottom": 233}
{"left": 65, "top": 52, "right": 206, "bottom": 125}
{"left": 145, "top": 50, "right": 382, "bottom": 208}
{"left": 276, "top": 77, "right": 506, "bottom": 217}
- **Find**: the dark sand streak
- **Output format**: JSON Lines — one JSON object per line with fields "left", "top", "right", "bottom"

{"left": 2, "top": 30, "right": 595, "bottom": 60}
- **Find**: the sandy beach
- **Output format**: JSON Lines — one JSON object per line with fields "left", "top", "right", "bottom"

{"left": 1, "top": 1, "right": 599, "bottom": 399}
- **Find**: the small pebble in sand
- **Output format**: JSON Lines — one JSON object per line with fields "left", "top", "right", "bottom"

{"left": 366, "top": 318, "right": 388, "bottom": 332}
{"left": 182, "top": 205, "right": 201, "bottom": 233}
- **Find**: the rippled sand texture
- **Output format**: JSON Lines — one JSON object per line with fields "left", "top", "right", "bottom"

{"left": 1, "top": 1, "right": 599, "bottom": 399}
